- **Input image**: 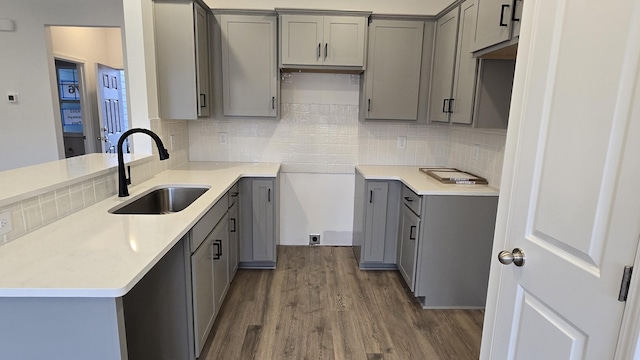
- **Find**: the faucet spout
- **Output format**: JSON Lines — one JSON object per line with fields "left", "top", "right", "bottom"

{"left": 117, "top": 128, "right": 170, "bottom": 197}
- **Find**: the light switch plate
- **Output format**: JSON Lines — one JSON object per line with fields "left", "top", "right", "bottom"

{"left": 0, "top": 211, "right": 12, "bottom": 236}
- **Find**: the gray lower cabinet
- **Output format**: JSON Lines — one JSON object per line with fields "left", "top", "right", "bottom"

{"left": 362, "top": 20, "right": 425, "bottom": 121}
{"left": 123, "top": 236, "right": 193, "bottom": 360}
{"left": 217, "top": 13, "right": 278, "bottom": 117}
{"left": 352, "top": 171, "right": 400, "bottom": 269}
{"left": 398, "top": 195, "right": 420, "bottom": 291}
{"left": 414, "top": 195, "right": 498, "bottom": 308}
{"left": 191, "top": 233, "right": 216, "bottom": 357}
{"left": 228, "top": 191, "right": 240, "bottom": 280}
{"left": 212, "top": 214, "right": 230, "bottom": 315}
{"left": 190, "top": 195, "right": 230, "bottom": 357}
{"left": 188, "top": 191, "right": 233, "bottom": 358}
{"left": 239, "top": 177, "right": 279, "bottom": 268}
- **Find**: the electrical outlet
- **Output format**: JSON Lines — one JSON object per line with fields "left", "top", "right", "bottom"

{"left": 397, "top": 136, "right": 407, "bottom": 150}
{"left": 309, "top": 234, "right": 320, "bottom": 245}
{"left": 219, "top": 132, "right": 228, "bottom": 145}
{"left": 0, "top": 211, "right": 12, "bottom": 236}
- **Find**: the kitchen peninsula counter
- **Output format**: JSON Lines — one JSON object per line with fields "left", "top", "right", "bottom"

{"left": 0, "top": 162, "right": 280, "bottom": 297}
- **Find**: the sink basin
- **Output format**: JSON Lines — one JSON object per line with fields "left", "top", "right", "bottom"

{"left": 109, "top": 186, "right": 210, "bottom": 215}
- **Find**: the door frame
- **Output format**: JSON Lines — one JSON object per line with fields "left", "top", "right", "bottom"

{"left": 50, "top": 53, "right": 97, "bottom": 154}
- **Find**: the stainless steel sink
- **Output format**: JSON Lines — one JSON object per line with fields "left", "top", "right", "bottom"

{"left": 109, "top": 186, "right": 210, "bottom": 215}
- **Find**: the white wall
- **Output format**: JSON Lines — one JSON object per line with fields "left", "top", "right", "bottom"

{"left": 0, "top": 0, "right": 124, "bottom": 171}
{"left": 204, "top": 0, "right": 454, "bottom": 15}
{"left": 280, "top": 173, "right": 355, "bottom": 245}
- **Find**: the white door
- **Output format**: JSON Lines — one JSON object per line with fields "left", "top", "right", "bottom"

{"left": 96, "top": 64, "right": 127, "bottom": 153}
{"left": 481, "top": 0, "right": 640, "bottom": 359}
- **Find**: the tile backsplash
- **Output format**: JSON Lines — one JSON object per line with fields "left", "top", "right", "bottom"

{"left": 189, "top": 73, "right": 506, "bottom": 183}
{"left": 1, "top": 118, "right": 189, "bottom": 245}
{"left": 190, "top": 108, "right": 503, "bottom": 180}
{"left": 447, "top": 127, "right": 507, "bottom": 188}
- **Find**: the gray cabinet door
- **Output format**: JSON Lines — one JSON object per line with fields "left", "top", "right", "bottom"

{"left": 398, "top": 205, "right": 420, "bottom": 291}
{"left": 212, "top": 214, "right": 229, "bottom": 314}
{"left": 451, "top": 0, "right": 479, "bottom": 125}
{"left": 323, "top": 16, "right": 367, "bottom": 67}
{"left": 220, "top": 15, "right": 278, "bottom": 117}
{"left": 363, "top": 182, "right": 388, "bottom": 262}
{"left": 191, "top": 238, "right": 215, "bottom": 357}
{"left": 364, "top": 20, "right": 424, "bottom": 120}
{"left": 251, "top": 179, "right": 275, "bottom": 262}
{"left": 428, "top": 7, "right": 459, "bottom": 123}
{"left": 280, "top": 15, "right": 324, "bottom": 66}
{"left": 155, "top": 1, "right": 198, "bottom": 120}
{"left": 194, "top": 3, "right": 210, "bottom": 117}
{"left": 228, "top": 200, "right": 239, "bottom": 279}
{"left": 472, "top": 0, "right": 514, "bottom": 52}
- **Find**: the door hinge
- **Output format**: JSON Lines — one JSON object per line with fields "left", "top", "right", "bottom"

{"left": 618, "top": 266, "right": 633, "bottom": 302}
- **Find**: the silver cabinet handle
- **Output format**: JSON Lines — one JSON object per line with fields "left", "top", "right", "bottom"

{"left": 498, "top": 248, "right": 525, "bottom": 266}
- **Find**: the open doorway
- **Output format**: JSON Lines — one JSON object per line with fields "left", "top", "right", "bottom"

{"left": 54, "top": 59, "right": 87, "bottom": 157}
{"left": 47, "top": 26, "right": 128, "bottom": 156}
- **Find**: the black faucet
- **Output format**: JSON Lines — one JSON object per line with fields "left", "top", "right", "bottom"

{"left": 117, "top": 128, "right": 170, "bottom": 197}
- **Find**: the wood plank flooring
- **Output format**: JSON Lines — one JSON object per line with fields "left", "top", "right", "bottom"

{"left": 201, "top": 246, "right": 484, "bottom": 360}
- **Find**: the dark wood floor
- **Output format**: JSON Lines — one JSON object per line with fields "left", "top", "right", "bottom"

{"left": 201, "top": 246, "right": 484, "bottom": 360}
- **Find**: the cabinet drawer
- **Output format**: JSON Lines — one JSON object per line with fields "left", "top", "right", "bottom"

{"left": 402, "top": 185, "right": 422, "bottom": 216}
{"left": 191, "top": 193, "right": 229, "bottom": 252}
{"left": 228, "top": 183, "right": 239, "bottom": 208}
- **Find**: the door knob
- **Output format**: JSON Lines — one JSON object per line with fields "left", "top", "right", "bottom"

{"left": 498, "top": 248, "right": 525, "bottom": 267}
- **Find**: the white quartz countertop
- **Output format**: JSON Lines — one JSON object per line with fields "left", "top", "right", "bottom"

{"left": 0, "top": 162, "right": 280, "bottom": 298}
{"left": 356, "top": 165, "right": 500, "bottom": 196}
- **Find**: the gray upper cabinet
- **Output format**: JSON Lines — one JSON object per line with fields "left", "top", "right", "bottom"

{"left": 429, "top": 0, "right": 512, "bottom": 129}
{"left": 219, "top": 14, "right": 278, "bottom": 117}
{"left": 155, "top": 0, "right": 210, "bottom": 120}
{"left": 363, "top": 20, "right": 425, "bottom": 121}
{"left": 450, "top": 0, "right": 479, "bottom": 125}
{"left": 428, "top": 7, "right": 459, "bottom": 123}
{"left": 472, "top": 0, "right": 522, "bottom": 52}
{"left": 279, "top": 11, "right": 369, "bottom": 69}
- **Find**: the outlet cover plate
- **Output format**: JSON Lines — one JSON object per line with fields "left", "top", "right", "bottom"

{"left": 309, "top": 234, "right": 320, "bottom": 245}
{"left": 0, "top": 211, "right": 12, "bottom": 236}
